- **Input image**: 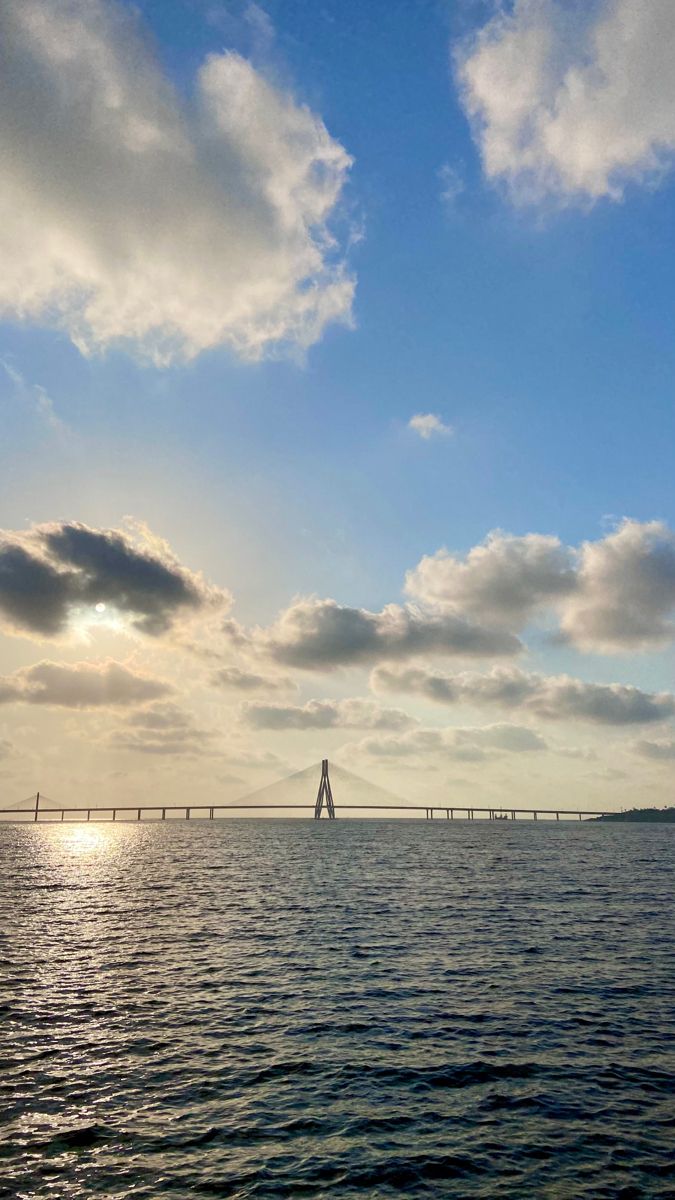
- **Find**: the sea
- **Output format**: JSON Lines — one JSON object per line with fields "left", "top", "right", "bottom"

{"left": 1, "top": 818, "right": 674, "bottom": 1199}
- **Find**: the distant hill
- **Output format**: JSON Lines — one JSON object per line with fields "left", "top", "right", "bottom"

{"left": 593, "top": 807, "right": 675, "bottom": 823}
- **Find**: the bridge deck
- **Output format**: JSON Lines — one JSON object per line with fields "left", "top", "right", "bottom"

{"left": 0, "top": 802, "right": 610, "bottom": 821}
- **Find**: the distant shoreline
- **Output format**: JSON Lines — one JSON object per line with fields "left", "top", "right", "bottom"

{"left": 592, "top": 807, "right": 675, "bottom": 823}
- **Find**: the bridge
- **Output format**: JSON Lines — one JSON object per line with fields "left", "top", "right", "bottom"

{"left": 0, "top": 760, "right": 611, "bottom": 823}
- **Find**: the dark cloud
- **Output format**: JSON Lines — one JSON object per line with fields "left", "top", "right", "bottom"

{"left": 372, "top": 665, "right": 675, "bottom": 726}
{"left": 230, "top": 596, "right": 521, "bottom": 671}
{"left": 0, "top": 659, "right": 173, "bottom": 708}
{"left": 0, "top": 520, "right": 228, "bottom": 639}
{"left": 241, "top": 697, "right": 416, "bottom": 732}
{"left": 0, "top": 543, "right": 76, "bottom": 635}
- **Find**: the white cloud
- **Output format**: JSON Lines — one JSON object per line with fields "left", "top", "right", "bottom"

{"left": 457, "top": 0, "right": 675, "bottom": 204}
{"left": 408, "top": 413, "right": 454, "bottom": 440}
{"left": 1, "top": 357, "right": 67, "bottom": 435}
{"left": 405, "top": 520, "right": 675, "bottom": 652}
{"left": 372, "top": 663, "right": 675, "bottom": 726}
{"left": 438, "top": 163, "right": 465, "bottom": 209}
{"left": 0, "top": 0, "right": 354, "bottom": 364}
{"left": 560, "top": 520, "right": 675, "bottom": 651}
{"left": 405, "top": 531, "right": 575, "bottom": 627}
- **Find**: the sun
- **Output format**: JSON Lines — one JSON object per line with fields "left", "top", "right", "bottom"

{"left": 95, "top": 602, "right": 106, "bottom": 613}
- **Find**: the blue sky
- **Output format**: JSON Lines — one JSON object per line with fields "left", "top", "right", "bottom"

{"left": 2, "top": 0, "right": 675, "bottom": 809}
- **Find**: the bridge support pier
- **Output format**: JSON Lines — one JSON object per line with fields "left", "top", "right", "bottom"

{"left": 314, "top": 759, "right": 336, "bottom": 819}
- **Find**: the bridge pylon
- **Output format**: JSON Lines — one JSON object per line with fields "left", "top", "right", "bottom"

{"left": 314, "top": 759, "right": 336, "bottom": 819}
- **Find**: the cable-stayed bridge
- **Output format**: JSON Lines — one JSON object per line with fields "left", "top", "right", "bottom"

{"left": 0, "top": 761, "right": 610, "bottom": 822}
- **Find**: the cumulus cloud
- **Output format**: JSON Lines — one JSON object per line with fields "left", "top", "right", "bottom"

{"left": 560, "top": 520, "right": 675, "bottom": 651}
{"left": 457, "top": 0, "right": 675, "bottom": 204}
{"left": 0, "top": 520, "right": 227, "bottom": 639}
{"left": 211, "top": 666, "right": 294, "bottom": 693}
{"left": 408, "top": 413, "right": 454, "bottom": 439}
{"left": 240, "top": 697, "right": 417, "bottom": 731}
{"left": 0, "top": 660, "right": 172, "bottom": 708}
{"left": 405, "top": 521, "right": 675, "bottom": 651}
{"left": 228, "top": 596, "right": 521, "bottom": 670}
{"left": 0, "top": 0, "right": 353, "bottom": 364}
{"left": 349, "top": 722, "right": 545, "bottom": 760}
{"left": 372, "top": 663, "right": 675, "bottom": 726}
{"left": 406, "top": 531, "right": 575, "bottom": 628}
{"left": 111, "top": 701, "right": 215, "bottom": 755}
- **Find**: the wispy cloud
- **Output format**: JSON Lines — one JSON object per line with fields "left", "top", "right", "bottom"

{"left": 1, "top": 357, "right": 68, "bottom": 436}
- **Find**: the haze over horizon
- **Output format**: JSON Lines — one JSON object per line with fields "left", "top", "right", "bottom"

{"left": 2, "top": 0, "right": 675, "bottom": 813}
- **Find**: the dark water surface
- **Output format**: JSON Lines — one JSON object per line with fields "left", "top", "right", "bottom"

{"left": 1, "top": 819, "right": 674, "bottom": 1199}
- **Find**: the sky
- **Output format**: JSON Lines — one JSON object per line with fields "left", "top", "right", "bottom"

{"left": 2, "top": 0, "right": 675, "bottom": 814}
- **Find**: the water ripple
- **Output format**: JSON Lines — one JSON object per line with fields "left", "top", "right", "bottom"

{"left": 0, "top": 819, "right": 674, "bottom": 1197}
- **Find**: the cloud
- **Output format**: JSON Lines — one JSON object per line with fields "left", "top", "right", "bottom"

{"left": 408, "top": 413, "right": 454, "bottom": 439}
{"left": 111, "top": 701, "right": 215, "bottom": 755}
{"left": 0, "top": 660, "right": 172, "bottom": 708}
{"left": 348, "top": 721, "right": 545, "bottom": 760}
{"left": 1, "top": 357, "right": 67, "bottom": 434}
{"left": 438, "top": 163, "right": 465, "bottom": 209}
{"left": 0, "top": 520, "right": 227, "bottom": 639}
{"left": 452, "top": 723, "right": 546, "bottom": 752}
{"left": 0, "top": 0, "right": 353, "bottom": 364}
{"left": 405, "top": 531, "right": 576, "bottom": 628}
{"left": 240, "top": 697, "right": 417, "bottom": 731}
{"left": 405, "top": 520, "right": 675, "bottom": 651}
{"left": 560, "top": 520, "right": 675, "bottom": 651}
{"left": 457, "top": 0, "right": 675, "bottom": 204}
{"left": 372, "top": 663, "right": 675, "bottom": 726}
{"left": 633, "top": 738, "right": 675, "bottom": 761}
{"left": 228, "top": 596, "right": 521, "bottom": 670}
{"left": 211, "top": 666, "right": 294, "bottom": 693}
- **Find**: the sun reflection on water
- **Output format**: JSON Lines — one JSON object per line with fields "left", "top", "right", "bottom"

{"left": 57, "top": 823, "right": 114, "bottom": 856}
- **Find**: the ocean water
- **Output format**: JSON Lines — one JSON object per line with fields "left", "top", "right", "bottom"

{"left": 1, "top": 818, "right": 674, "bottom": 1199}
